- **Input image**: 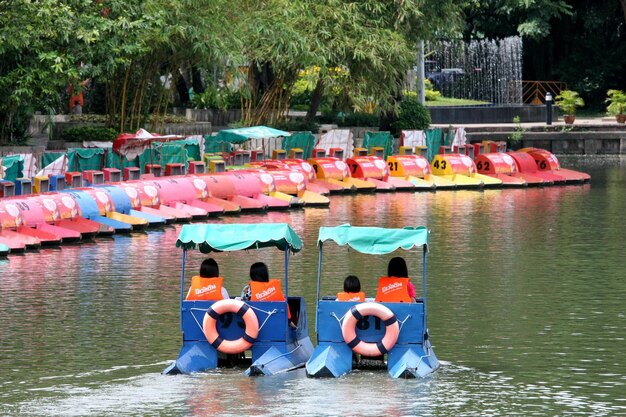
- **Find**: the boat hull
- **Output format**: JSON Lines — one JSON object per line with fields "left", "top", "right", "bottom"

{"left": 245, "top": 337, "right": 314, "bottom": 376}
{"left": 306, "top": 300, "right": 437, "bottom": 379}
{"left": 165, "top": 297, "right": 312, "bottom": 376}
{"left": 305, "top": 343, "right": 354, "bottom": 378}
{"left": 387, "top": 342, "right": 440, "bottom": 379}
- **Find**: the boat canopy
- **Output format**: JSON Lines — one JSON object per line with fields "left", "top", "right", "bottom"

{"left": 176, "top": 223, "right": 303, "bottom": 253}
{"left": 318, "top": 224, "right": 428, "bottom": 255}
{"left": 213, "top": 126, "right": 291, "bottom": 144}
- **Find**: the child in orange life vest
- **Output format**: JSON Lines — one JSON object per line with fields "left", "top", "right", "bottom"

{"left": 186, "top": 258, "right": 230, "bottom": 300}
{"left": 390, "top": 256, "right": 416, "bottom": 302}
{"left": 336, "top": 275, "right": 365, "bottom": 301}
{"left": 242, "top": 262, "right": 293, "bottom": 323}
{"left": 241, "top": 262, "right": 270, "bottom": 301}
{"left": 375, "top": 257, "right": 416, "bottom": 303}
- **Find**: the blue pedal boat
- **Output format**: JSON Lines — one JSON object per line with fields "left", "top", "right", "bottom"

{"left": 164, "top": 223, "right": 314, "bottom": 376}
{"left": 305, "top": 224, "right": 440, "bottom": 379}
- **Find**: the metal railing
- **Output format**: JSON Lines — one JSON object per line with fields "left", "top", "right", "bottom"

{"left": 522, "top": 81, "right": 568, "bottom": 104}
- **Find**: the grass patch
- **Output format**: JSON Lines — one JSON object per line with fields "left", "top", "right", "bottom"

{"left": 426, "top": 97, "right": 490, "bottom": 106}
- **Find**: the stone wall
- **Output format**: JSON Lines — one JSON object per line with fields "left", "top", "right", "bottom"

{"left": 466, "top": 131, "right": 626, "bottom": 154}
{"left": 172, "top": 108, "right": 241, "bottom": 126}
{"left": 429, "top": 105, "right": 549, "bottom": 124}
{"left": 46, "top": 121, "right": 212, "bottom": 149}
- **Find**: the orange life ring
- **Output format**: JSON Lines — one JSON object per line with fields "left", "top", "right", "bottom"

{"left": 341, "top": 302, "right": 400, "bottom": 357}
{"left": 202, "top": 299, "right": 259, "bottom": 354}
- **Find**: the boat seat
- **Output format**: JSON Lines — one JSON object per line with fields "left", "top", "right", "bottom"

{"left": 287, "top": 297, "right": 300, "bottom": 325}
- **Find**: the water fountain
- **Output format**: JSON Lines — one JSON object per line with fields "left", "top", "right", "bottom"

{"left": 426, "top": 36, "right": 523, "bottom": 105}
{"left": 415, "top": 36, "right": 547, "bottom": 123}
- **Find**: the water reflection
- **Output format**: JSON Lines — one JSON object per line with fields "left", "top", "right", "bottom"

{"left": 7, "top": 364, "right": 623, "bottom": 417}
{"left": 1, "top": 157, "right": 625, "bottom": 416}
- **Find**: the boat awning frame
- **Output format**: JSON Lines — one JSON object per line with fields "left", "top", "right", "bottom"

{"left": 176, "top": 223, "right": 302, "bottom": 331}
{"left": 212, "top": 126, "right": 291, "bottom": 144}
{"left": 176, "top": 223, "right": 302, "bottom": 253}
{"left": 317, "top": 224, "right": 428, "bottom": 254}
{"left": 315, "top": 224, "right": 431, "bottom": 336}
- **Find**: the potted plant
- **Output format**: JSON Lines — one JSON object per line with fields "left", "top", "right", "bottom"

{"left": 606, "top": 89, "right": 626, "bottom": 124}
{"left": 555, "top": 90, "right": 584, "bottom": 124}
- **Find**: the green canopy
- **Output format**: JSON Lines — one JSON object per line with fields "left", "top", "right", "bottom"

{"left": 363, "top": 131, "right": 394, "bottom": 159}
{"left": 425, "top": 128, "right": 443, "bottom": 163}
{"left": 42, "top": 152, "right": 66, "bottom": 168}
{"left": 281, "top": 131, "right": 315, "bottom": 159}
{"left": 176, "top": 223, "right": 303, "bottom": 253}
{"left": 1, "top": 155, "right": 24, "bottom": 181}
{"left": 67, "top": 147, "right": 105, "bottom": 171}
{"left": 318, "top": 224, "right": 428, "bottom": 254}
{"left": 213, "top": 126, "right": 291, "bottom": 144}
{"left": 203, "top": 136, "right": 233, "bottom": 153}
{"left": 105, "top": 150, "right": 140, "bottom": 171}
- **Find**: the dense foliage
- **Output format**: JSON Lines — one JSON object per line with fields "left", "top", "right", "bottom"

{"left": 1, "top": 0, "right": 624, "bottom": 145}
{"left": 461, "top": 0, "right": 626, "bottom": 110}
{"left": 393, "top": 97, "right": 432, "bottom": 131}
{"left": 605, "top": 89, "right": 626, "bottom": 116}
{"left": 61, "top": 126, "right": 118, "bottom": 142}
{"left": 555, "top": 89, "right": 584, "bottom": 114}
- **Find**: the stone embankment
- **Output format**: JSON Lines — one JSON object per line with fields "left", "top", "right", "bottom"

{"left": 4, "top": 114, "right": 624, "bottom": 156}
{"left": 436, "top": 117, "right": 626, "bottom": 154}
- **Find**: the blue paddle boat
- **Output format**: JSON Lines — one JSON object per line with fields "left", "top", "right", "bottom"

{"left": 164, "top": 223, "right": 313, "bottom": 376}
{"left": 305, "top": 224, "right": 440, "bottom": 378}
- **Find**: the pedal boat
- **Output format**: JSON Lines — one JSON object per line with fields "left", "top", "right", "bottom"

{"left": 164, "top": 223, "right": 314, "bottom": 376}
{"left": 305, "top": 224, "right": 440, "bottom": 379}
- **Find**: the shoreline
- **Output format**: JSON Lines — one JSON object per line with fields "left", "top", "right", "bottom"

{"left": 2, "top": 116, "right": 625, "bottom": 156}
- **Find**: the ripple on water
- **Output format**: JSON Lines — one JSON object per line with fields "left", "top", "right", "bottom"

{"left": 3, "top": 363, "right": 625, "bottom": 417}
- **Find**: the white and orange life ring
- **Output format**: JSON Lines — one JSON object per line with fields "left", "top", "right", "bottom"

{"left": 202, "top": 299, "right": 259, "bottom": 354}
{"left": 341, "top": 302, "right": 400, "bottom": 357}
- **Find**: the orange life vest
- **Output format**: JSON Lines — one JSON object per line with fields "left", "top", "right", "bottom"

{"left": 186, "top": 276, "right": 224, "bottom": 301}
{"left": 336, "top": 291, "right": 365, "bottom": 302}
{"left": 249, "top": 279, "right": 286, "bottom": 301}
{"left": 374, "top": 277, "right": 412, "bottom": 303}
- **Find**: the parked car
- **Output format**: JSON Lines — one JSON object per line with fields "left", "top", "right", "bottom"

{"left": 424, "top": 60, "right": 465, "bottom": 90}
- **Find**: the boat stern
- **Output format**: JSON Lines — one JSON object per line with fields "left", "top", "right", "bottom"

{"left": 387, "top": 341, "right": 439, "bottom": 379}
{"left": 163, "top": 340, "right": 218, "bottom": 375}
{"left": 305, "top": 342, "right": 354, "bottom": 378}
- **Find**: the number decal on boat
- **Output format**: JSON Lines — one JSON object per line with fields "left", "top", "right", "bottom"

{"left": 477, "top": 161, "right": 490, "bottom": 171}
{"left": 354, "top": 317, "right": 383, "bottom": 330}
{"left": 356, "top": 318, "right": 370, "bottom": 330}
{"left": 434, "top": 160, "right": 448, "bottom": 170}
{"left": 219, "top": 312, "right": 233, "bottom": 328}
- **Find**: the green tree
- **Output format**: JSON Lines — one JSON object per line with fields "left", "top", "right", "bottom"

{"left": 86, "top": 0, "right": 242, "bottom": 132}
{"left": 461, "top": 0, "right": 572, "bottom": 40}
{"left": 298, "top": 0, "right": 463, "bottom": 125}
{"left": 459, "top": 0, "right": 626, "bottom": 109}
{"left": 0, "top": 0, "right": 93, "bottom": 144}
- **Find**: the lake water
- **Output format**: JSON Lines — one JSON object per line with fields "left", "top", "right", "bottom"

{"left": 1, "top": 156, "right": 625, "bottom": 416}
